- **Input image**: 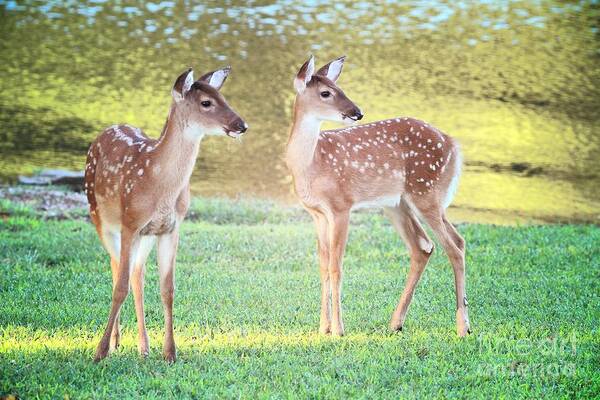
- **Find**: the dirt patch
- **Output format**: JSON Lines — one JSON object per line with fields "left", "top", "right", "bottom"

{"left": 0, "top": 186, "right": 89, "bottom": 219}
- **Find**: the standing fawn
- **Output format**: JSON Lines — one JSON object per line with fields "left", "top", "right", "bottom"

{"left": 84, "top": 66, "right": 247, "bottom": 362}
{"left": 285, "top": 55, "right": 470, "bottom": 337}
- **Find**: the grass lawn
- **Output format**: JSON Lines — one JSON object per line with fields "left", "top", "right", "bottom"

{"left": 1, "top": 197, "right": 599, "bottom": 398}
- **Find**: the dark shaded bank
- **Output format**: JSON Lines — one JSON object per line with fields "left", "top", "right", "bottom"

{"left": 1, "top": 185, "right": 599, "bottom": 226}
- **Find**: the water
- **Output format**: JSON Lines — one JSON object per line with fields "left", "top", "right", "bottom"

{"left": 0, "top": 0, "right": 598, "bottom": 224}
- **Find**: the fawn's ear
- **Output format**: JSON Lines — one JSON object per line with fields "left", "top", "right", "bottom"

{"left": 198, "top": 66, "right": 231, "bottom": 90}
{"left": 316, "top": 56, "right": 345, "bottom": 83}
{"left": 172, "top": 68, "right": 194, "bottom": 102}
{"left": 294, "top": 55, "right": 315, "bottom": 93}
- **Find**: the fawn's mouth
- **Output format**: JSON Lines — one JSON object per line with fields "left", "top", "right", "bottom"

{"left": 224, "top": 122, "right": 248, "bottom": 138}
{"left": 224, "top": 129, "right": 244, "bottom": 138}
{"left": 343, "top": 114, "right": 361, "bottom": 122}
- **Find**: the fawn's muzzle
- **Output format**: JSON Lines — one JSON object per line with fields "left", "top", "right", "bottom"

{"left": 225, "top": 118, "right": 248, "bottom": 137}
{"left": 344, "top": 108, "right": 363, "bottom": 121}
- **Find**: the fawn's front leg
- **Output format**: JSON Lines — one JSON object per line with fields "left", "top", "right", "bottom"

{"left": 131, "top": 236, "right": 156, "bottom": 357}
{"left": 109, "top": 257, "right": 121, "bottom": 352}
{"left": 157, "top": 228, "right": 180, "bottom": 362}
{"left": 327, "top": 211, "right": 350, "bottom": 337}
{"left": 310, "top": 210, "right": 331, "bottom": 334}
{"left": 95, "top": 229, "right": 139, "bottom": 362}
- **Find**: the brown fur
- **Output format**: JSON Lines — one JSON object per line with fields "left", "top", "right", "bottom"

{"left": 86, "top": 68, "right": 246, "bottom": 362}
{"left": 286, "top": 56, "right": 470, "bottom": 337}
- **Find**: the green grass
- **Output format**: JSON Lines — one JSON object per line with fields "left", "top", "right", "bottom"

{"left": 1, "top": 198, "right": 599, "bottom": 399}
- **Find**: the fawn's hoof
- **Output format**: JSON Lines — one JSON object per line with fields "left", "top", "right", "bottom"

{"left": 331, "top": 325, "right": 345, "bottom": 337}
{"left": 138, "top": 341, "right": 150, "bottom": 358}
{"left": 163, "top": 342, "right": 177, "bottom": 363}
{"left": 109, "top": 326, "right": 121, "bottom": 352}
{"left": 319, "top": 324, "right": 331, "bottom": 335}
{"left": 390, "top": 319, "right": 403, "bottom": 332}
{"left": 109, "top": 337, "right": 120, "bottom": 353}
{"left": 163, "top": 350, "right": 177, "bottom": 363}
{"left": 94, "top": 343, "right": 110, "bottom": 363}
{"left": 457, "top": 324, "right": 471, "bottom": 337}
{"left": 456, "top": 309, "right": 471, "bottom": 337}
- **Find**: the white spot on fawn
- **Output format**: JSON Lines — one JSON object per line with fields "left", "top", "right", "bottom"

{"left": 419, "top": 237, "right": 433, "bottom": 253}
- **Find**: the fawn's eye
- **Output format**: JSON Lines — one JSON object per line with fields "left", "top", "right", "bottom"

{"left": 201, "top": 100, "right": 212, "bottom": 108}
{"left": 320, "top": 91, "right": 331, "bottom": 98}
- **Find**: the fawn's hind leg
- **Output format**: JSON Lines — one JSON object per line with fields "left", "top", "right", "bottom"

{"left": 157, "top": 229, "right": 180, "bottom": 362}
{"left": 99, "top": 228, "right": 122, "bottom": 352}
{"left": 131, "top": 236, "right": 156, "bottom": 357}
{"left": 384, "top": 200, "right": 434, "bottom": 332}
{"left": 412, "top": 199, "right": 470, "bottom": 337}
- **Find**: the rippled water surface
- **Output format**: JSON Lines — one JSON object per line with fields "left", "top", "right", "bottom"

{"left": 0, "top": 1, "right": 598, "bottom": 223}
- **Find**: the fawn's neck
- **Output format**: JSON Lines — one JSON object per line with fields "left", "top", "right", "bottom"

{"left": 286, "top": 102, "right": 322, "bottom": 173}
{"left": 152, "top": 104, "right": 203, "bottom": 191}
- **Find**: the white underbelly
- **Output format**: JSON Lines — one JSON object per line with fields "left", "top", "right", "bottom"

{"left": 352, "top": 193, "right": 403, "bottom": 210}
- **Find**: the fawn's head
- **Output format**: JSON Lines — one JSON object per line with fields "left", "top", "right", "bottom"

{"left": 293, "top": 55, "right": 362, "bottom": 124}
{"left": 171, "top": 67, "right": 248, "bottom": 138}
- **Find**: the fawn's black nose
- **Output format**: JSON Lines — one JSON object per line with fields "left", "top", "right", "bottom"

{"left": 350, "top": 108, "right": 363, "bottom": 120}
{"left": 344, "top": 108, "right": 363, "bottom": 121}
{"left": 234, "top": 119, "right": 248, "bottom": 133}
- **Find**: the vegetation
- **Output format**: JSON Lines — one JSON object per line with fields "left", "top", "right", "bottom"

{"left": 1, "top": 197, "right": 598, "bottom": 398}
{"left": 1, "top": 1, "right": 599, "bottom": 222}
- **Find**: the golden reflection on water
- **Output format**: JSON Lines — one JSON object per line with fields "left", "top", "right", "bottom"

{"left": 0, "top": 1, "right": 598, "bottom": 223}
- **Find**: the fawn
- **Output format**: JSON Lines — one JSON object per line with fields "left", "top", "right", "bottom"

{"left": 285, "top": 55, "right": 470, "bottom": 337}
{"left": 84, "top": 66, "right": 247, "bottom": 362}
